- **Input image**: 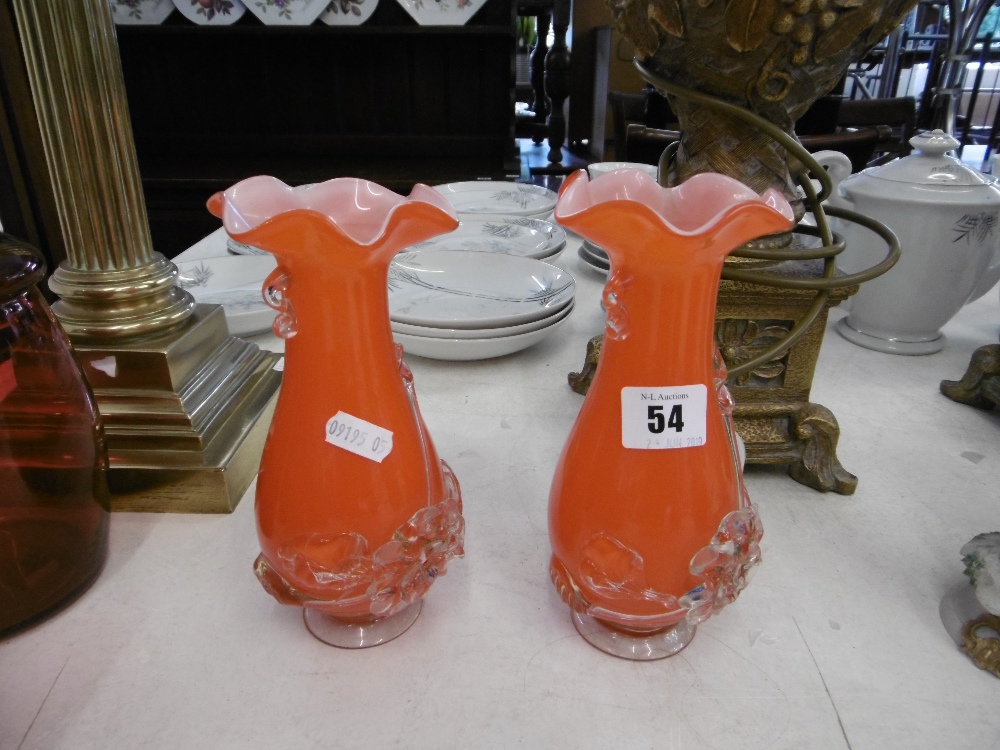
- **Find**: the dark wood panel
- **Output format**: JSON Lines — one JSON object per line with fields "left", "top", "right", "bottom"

{"left": 116, "top": 0, "right": 517, "bottom": 258}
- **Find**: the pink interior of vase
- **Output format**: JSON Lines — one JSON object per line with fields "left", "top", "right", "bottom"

{"left": 556, "top": 169, "right": 793, "bottom": 235}
{"left": 216, "top": 176, "right": 456, "bottom": 246}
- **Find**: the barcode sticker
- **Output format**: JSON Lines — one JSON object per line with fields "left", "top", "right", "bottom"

{"left": 325, "top": 411, "right": 393, "bottom": 463}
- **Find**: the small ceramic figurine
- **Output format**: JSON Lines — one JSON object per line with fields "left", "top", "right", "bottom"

{"left": 958, "top": 532, "right": 1000, "bottom": 678}
{"left": 963, "top": 532, "right": 1000, "bottom": 616}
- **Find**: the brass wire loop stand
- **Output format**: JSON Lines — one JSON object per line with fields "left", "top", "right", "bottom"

{"left": 569, "top": 60, "right": 903, "bottom": 493}
{"left": 634, "top": 59, "right": 902, "bottom": 381}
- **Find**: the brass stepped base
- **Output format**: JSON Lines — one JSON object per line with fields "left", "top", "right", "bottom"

{"left": 10, "top": 0, "right": 281, "bottom": 512}
{"left": 73, "top": 305, "right": 282, "bottom": 513}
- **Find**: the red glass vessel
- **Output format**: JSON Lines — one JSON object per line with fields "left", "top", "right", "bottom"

{"left": 0, "top": 235, "right": 109, "bottom": 635}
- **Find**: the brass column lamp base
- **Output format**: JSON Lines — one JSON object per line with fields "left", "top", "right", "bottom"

{"left": 48, "top": 253, "right": 196, "bottom": 340}
{"left": 11, "top": 0, "right": 283, "bottom": 513}
{"left": 72, "top": 305, "right": 281, "bottom": 513}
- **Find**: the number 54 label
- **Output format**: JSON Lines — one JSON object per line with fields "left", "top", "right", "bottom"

{"left": 621, "top": 385, "right": 707, "bottom": 450}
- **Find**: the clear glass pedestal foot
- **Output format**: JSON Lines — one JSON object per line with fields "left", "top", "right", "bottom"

{"left": 303, "top": 601, "right": 422, "bottom": 648}
{"left": 572, "top": 611, "right": 696, "bottom": 660}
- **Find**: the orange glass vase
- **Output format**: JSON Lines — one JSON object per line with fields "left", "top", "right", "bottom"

{"left": 209, "top": 177, "right": 465, "bottom": 648}
{"left": 548, "top": 169, "right": 794, "bottom": 659}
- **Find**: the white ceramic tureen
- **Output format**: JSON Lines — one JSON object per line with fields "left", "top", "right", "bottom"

{"left": 819, "top": 130, "right": 1000, "bottom": 355}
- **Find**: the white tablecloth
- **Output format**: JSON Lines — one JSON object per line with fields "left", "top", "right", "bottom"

{"left": 2, "top": 227, "right": 998, "bottom": 750}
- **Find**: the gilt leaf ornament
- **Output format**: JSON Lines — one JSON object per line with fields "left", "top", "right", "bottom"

{"left": 603, "top": 0, "right": 918, "bottom": 223}
{"left": 814, "top": 4, "right": 878, "bottom": 61}
{"left": 725, "top": 0, "right": 779, "bottom": 52}
{"left": 649, "top": 0, "right": 686, "bottom": 38}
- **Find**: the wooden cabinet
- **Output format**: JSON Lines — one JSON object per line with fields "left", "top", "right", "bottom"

{"left": 116, "top": 0, "right": 518, "bottom": 257}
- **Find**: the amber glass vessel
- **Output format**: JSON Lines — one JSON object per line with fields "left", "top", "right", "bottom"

{"left": 0, "top": 235, "right": 109, "bottom": 636}
{"left": 208, "top": 177, "right": 465, "bottom": 648}
{"left": 548, "top": 169, "right": 794, "bottom": 659}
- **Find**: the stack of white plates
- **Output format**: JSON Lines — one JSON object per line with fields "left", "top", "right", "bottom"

{"left": 434, "top": 181, "right": 558, "bottom": 220}
{"left": 388, "top": 250, "right": 575, "bottom": 360}
{"left": 577, "top": 239, "right": 609, "bottom": 275}
{"left": 187, "top": 223, "right": 575, "bottom": 353}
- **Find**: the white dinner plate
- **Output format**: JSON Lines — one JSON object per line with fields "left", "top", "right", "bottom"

{"left": 175, "top": 256, "right": 277, "bottom": 337}
{"left": 319, "top": 0, "right": 377, "bottom": 24}
{"left": 582, "top": 239, "right": 608, "bottom": 260}
{"left": 394, "top": 0, "right": 488, "bottom": 26}
{"left": 434, "top": 182, "right": 558, "bottom": 218}
{"left": 244, "top": 0, "right": 328, "bottom": 24}
{"left": 391, "top": 300, "right": 574, "bottom": 340}
{"left": 577, "top": 243, "right": 609, "bottom": 275}
{"left": 111, "top": 0, "right": 175, "bottom": 24}
{"left": 392, "top": 308, "right": 570, "bottom": 361}
{"left": 388, "top": 250, "right": 575, "bottom": 330}
{"left": 405, "top": 216, "right": 566, "bottom": 259}
{"left": 588, "top": 162, "right": 659, "bottom": 180}
{"left": 171, "top": 0, "right": 247, "bottom": 24}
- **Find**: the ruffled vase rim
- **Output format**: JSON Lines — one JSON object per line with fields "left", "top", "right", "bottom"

{"left": 554, "top": 169, "right": 794, "bottom": 238}
{"left": 208, "top": 175, "right": 458, "bottom": 248}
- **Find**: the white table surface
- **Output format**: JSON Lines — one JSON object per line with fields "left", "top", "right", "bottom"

{"left": 2, "top": 226, "right": 999, "bottom": 750}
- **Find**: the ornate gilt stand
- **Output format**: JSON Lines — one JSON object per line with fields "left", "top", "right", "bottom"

{"left": 569, "top": 257, "right": 859, "bottom": 494}
{"left": 567, "top": 84, "right": 897, "bottom": 494}
{"left": 941, "top": 342, "right": 1000, "bottom": 410}
{"left": 12, "top": 0, "right": 280, "bottom": 512}
{"left": 717, "top": 261, "right": 858, "bottom": 493}
{"left": 574, "top": 0, "right": 915, "bottom": 492}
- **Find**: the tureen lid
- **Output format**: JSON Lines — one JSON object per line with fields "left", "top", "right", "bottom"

{"left": 863, "top": 130, "right": 992, "bottom": 187}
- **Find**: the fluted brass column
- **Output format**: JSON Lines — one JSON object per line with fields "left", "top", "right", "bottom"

{"left": 12, "top": 0, "right": 194, "bottom": 338}
{"left": 11, "top": 0, "right": 281, "bottom": 512}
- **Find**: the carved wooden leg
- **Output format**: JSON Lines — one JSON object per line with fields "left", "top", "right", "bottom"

{"left": 788, "top": 402, "right": 858, "bottom": 495}
{"left": 940, "top": 343, "right": 1000, "bottom": 410}
{"left": 529, "top": 12, "right": 550, "bottom": 145}
{"left": 543, "top": 0, "right": 570, "bottom": 164}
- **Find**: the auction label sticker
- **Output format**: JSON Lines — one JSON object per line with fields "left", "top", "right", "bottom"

{"left": 621, "top": 385, "right": 707, "bottom": 449}
{"left": 325, "top": 411, "right": 393, "bottom": 463}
